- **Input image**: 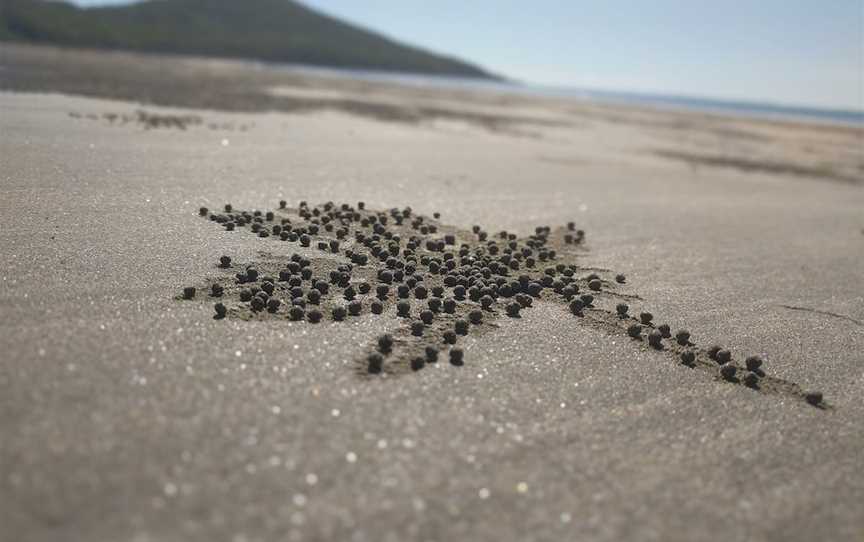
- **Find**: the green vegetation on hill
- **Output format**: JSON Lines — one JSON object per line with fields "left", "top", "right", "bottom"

{"left": 0, "top": 0, "right": 495, "bottom": 78}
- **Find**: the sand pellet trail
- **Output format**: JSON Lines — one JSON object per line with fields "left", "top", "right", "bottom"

{"left": 186, "top": 200, "right": 824, "bottom": 407}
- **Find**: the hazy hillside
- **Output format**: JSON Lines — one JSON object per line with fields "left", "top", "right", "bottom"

{"left": 0, "top": 0, "right": 495, "bottom": 78}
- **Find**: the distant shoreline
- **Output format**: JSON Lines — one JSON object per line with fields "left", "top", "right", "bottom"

{"left": 269, "top": 62, "right": 863, "bottom": 128}
{"left": 1, "top": 43, "right": 859, "bottom": 133}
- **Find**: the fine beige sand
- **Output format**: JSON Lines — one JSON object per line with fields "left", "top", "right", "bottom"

{"left": 1, "top": 45, "right": 863, "bottom": 542}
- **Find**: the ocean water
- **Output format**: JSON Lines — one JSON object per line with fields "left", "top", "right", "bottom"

{"left": 546, "top": 88, "right": 864, "bottom": 126}
{"left": 275, "top": 63, "right": 864, "bottom": 127}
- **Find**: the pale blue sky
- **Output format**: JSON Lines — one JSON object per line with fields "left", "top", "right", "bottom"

{"left": 70, "top": 0, "right": 864, "bottom": 110}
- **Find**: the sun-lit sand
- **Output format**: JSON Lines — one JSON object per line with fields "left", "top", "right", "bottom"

{"left": 1, "top": 45, "right": 862, "bottom": 541}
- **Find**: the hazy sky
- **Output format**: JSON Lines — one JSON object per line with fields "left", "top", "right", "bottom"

{"left": 70, "top": 0, "right": 864, "bottom": 110}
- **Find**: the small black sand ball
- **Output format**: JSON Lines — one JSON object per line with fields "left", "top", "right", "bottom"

{"left": 378, "top": 334, "right": 393, "bottom": 353}
{"left": 370, "top": 300, "right": 384, "bottom": 314}
{"left": 443, "top": 298, "right": 457, "bottom": 314}
{"left": 210, "top": 284, "right": 224, "bottom": 297}
{"left": 397, "top": 285, "right": 411, "bottom": 298}
{"left": 225, "top": 223, "right": 235, "bottom": 231}
{"left": 569, "top": 299, "right": 584, "bottom": 316}
{"left": 289, "top": 306, "right": 304, "bottom": 321}
{"left": 480, "top": 295, "right": 494, "bottom": 310}
{"left": 411, "top": 357, "right": 425, "bottom": 371}
{"left": 214, "top": 303, "right": 227, "bottom": 319}
{"left": 428, "top": 298, "right": 442, "bottom": 312}
{"left": 279, "top": 200, "right": 287, "bottom": 209}
{"left": 627, "top": 324, "right": 642, "bottom": 338}
{"left": 220, "top": 255, "right": 232, "bottom": 268}
{"left": 716, "top": 349, "right": 732, "bottom": 364}
{"left": 332, "top": 306, "right": 347, "bottom": 321}
{"left": 615, "top": 274, "right": 626, "bottom": 284}
{"left": 455, "top": 319, "right": 469, "bottom": 335}
{"left": 307, "top": 309, "right": 322, "bottom": 323}
{"left": 425, "top": 346, "right": 438, "bottom": 363}
{"left": 182, "top": 287, "right": 196, "bottom": 300}
{"left": 506, "top": 302, "right": 521, "bottom": 317}
{"left": 420, "top": 310, "right": 434, "bottom": 324}
{"left": 468, "top": 310, "right": 483, "bottom": 325}
{"left": 199, "top": 207, "right": 209, "bottom": 216}
{"left": 411, "top": 321, "right": 425, "bottom": 336}
{"left": 368, "top": 353, "right": 383, "bottom": 374}
{"left": 675, "top": 329, "right": 691, "bottom": 345}
{"left": 805, "top": 391, "right": 823, "bottom": 406}
{"left": 453, "top": 285, "right": 466, "bottom": 300}
{"left": 588, "top": 279, "right": 602, "bottom": 291}
{"left": 376, "top": 284, "right": 389, "bottom": 300}
{"left": 639, "top": 312, "right": 653, "bottom": 325}
{"left": 224, "top": 204, "right": 232, "bottom": 212}
{"left": 267, "top": 298, "right": 281, "bottom": 313}
{"left": 261, "top": 282, "right": 274, "bottom": 295}
{"left": 246, "top": 268, "right": 259, "bottom": 282}
{"left": 443, "top": 330, "right": 457, "bottom": 344}
{"left": 707, "top": 345, "right": 722, "bottom": 360}
{"left": 657, "top": 324, "right": 671, "bottom": 338}
{"left": 415, "top": 285, "right": 428, "bottom": 299}
{"left": 397, "top": 301, "right": 410, "bottom": 317}
{"left": 743, "top": 372, "right": 759, "bottom": 388}
{"left": 449, "top": 348, "right": 464, "bottom": 366}
{"left": 720, "top": 364, "right": 737, "bottom": 381}
{"left": 680, "top": 351, "right": 696, "bottom": 366}
{"left": 343, "top": 286, "right": 356, "bottom": 301}
{"left": 250, "top": 297, "right": 265, "bottom": 312}
{"left": 348, "top": 300, "right": 363, "bottom": 316}
{"left": 745, "top": 356, "right": 763, "bottom": 372}
{"left": 616, "top": 303, "right": 629, "bottom": 317}
{"left": 300, "top": 234, "right": 310, "bottom": 247}
{"left": 648, "top": 330, "right": 663, "bottom": 349}
{"left": 579, "top": 294, "right": 593, "bottom": 307}
{"left": 307, "top": 290, "right": 321, "bottom": 305}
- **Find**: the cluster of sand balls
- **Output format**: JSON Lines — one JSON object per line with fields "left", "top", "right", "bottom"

{"left": 185, "top": 200, "right": 824, "bottom": 407}
{"left": 192, "top": 200, "right": 593, "bottom": 375}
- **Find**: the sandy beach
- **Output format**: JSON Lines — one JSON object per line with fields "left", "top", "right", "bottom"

{"left": 1, "top": 45, "right": 863, "bottom": 542}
